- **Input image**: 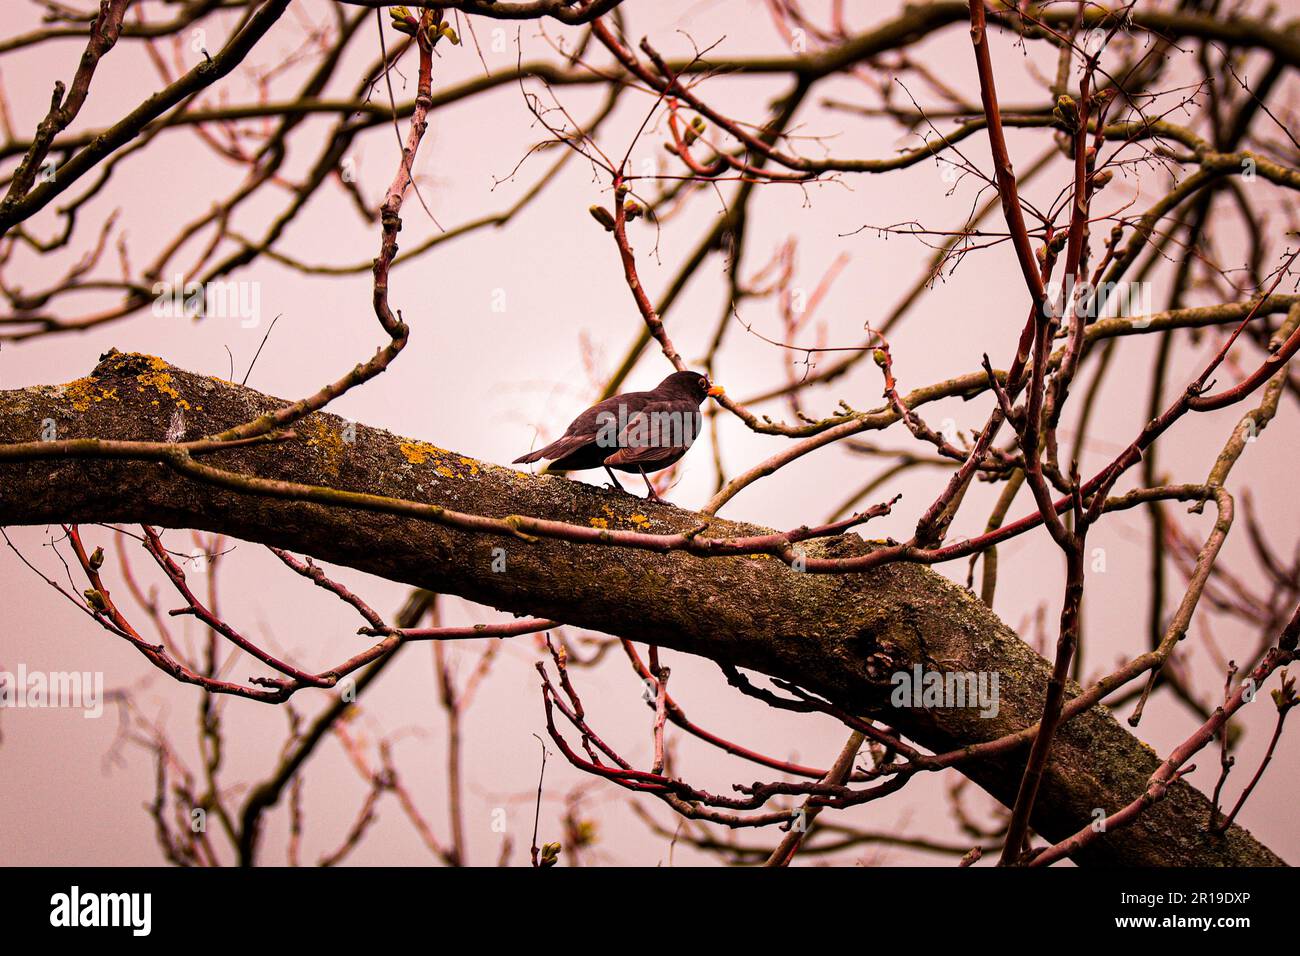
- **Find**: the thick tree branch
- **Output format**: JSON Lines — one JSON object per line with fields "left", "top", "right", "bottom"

{"left": 0, "top": 352, "right": 1284, "bottom": 867}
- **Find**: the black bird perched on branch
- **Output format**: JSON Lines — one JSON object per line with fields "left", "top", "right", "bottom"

{"left": 514, "top": 370, "right": 725, "bottom": 501}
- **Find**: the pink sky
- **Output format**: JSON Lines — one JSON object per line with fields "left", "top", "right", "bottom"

{"left": 0, "top": 0, "right": 1295, "bottom": 865}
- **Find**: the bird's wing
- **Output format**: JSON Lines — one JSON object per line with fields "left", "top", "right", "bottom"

{"left": 513, "top": 392, "right": 654, "bottom": 463}
{"left": 604, "top": 400, "right": 701, "bottom": 466}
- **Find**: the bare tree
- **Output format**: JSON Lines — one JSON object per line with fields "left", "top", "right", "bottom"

{"left": 1, "top": 0, "right": 1297, "bottom": 866}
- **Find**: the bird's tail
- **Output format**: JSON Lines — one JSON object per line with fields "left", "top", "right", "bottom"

{"left": 513, "top": 437, "right": 569, "bottom": 464}
{"left": 514, "top": 434, "right": 589, "bottom": 465}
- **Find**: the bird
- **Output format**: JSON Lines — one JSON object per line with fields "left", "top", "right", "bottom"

{"left": 514, "top": 370, "right": 724, "bottom": 502}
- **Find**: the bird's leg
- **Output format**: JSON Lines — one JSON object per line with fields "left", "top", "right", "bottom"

{"left": 638, "top": 467, "right": 664, "bottom": 503}
{"left": 603, "top": 466, "right": 627, "bottom": 493}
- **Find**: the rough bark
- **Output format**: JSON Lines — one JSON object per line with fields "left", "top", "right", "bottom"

{"left": 0, "top": 351, "right": 1284, "bottom": 866}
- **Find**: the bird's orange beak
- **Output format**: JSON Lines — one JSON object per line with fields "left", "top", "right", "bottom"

{"left": 707, "top": 384, "right": 726, "bottom": 397}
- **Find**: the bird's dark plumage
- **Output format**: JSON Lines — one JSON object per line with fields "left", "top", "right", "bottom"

{"left": 514, "top": 370, "right": 723, "bottom": 500}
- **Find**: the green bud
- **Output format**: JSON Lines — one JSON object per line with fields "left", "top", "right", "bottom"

{"left": 388, "top": 6, "right": 417, "bottom": 36}
{"left": 588, "top": 205, "right": 616, "bottom": 231}
{"left": 1271, "top": 670, "right": 1297, "bottom": 711}
{"left": 84, "top": 588, "right": 107, "bottom": 612}
{"left": 88, "top": 546, "right": 104, "bottom": 571}
{"left": 1053, "top": 94, "right": 1079, "bottom": 131}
